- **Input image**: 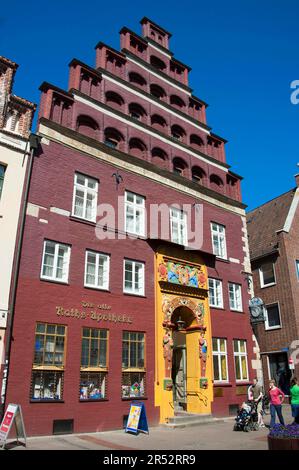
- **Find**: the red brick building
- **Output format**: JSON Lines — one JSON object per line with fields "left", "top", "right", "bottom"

{"left": 247, "top": 175, "right": 299, "bottom": 393}
{"left": 4, "top": 18, "right": 257, "bottom": 435}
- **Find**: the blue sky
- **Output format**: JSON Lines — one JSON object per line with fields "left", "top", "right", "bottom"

{"left": 1, "top": 0, "right": 298, "bottom": 210}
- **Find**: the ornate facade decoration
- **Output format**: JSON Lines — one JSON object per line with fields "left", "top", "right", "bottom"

{"left": 158, "top": 259, "right": 207, "bottom": 289}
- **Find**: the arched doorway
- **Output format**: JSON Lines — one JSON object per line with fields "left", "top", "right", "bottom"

{"left": 171, "top": 306, "right": 198, "bottom": 411}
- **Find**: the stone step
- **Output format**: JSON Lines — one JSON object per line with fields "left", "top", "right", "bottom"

{"left": 164, "top": 413, "right": 221, "bottom": 428}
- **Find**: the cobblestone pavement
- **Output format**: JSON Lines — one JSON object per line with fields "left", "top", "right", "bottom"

{"left": 6, "top": 405, "right": 293, "bottom": 451}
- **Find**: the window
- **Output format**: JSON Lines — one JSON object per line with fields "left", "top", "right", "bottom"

{"left": 125, "top": 191, "right": 145, "bottom": 236}
{"left": 41, "top": 240, "right": 70, "bottom": 283}
{"left": 123, "top": 260, "right": 145, "bottom": 296}
{"left": 208, "top": 278, "right": 223, "bottom": 308}
{"left": 122, "top": 331, "right": 145, "bottom": 398}
{"left": 170, "top": 207, "right": 187, "bottom": 246}
{"left": 72, "top": 173, "right": 98, "bottom": 222}
{"left": 228, "top": 283, "right": 243, "bottom": 312}
{"left": 31, "top": 323, "right": 66, "bottom": 400}
{"left": 0, "top": 164, "right": 6, "bottom": 199}
{"left": 259, "top": 262, "right": 276, "bottom": 287}
{"left": 212, "top": 338, "right": 228, "bottom": 382}
{"left": 211, "top": 223, "right": 227, "bottom": 259}
{"left": 84, "top": 251, "right": 110, "bottom": 290}
{"left": 80, "top": 328, "right": 108, "bottom": 400}
{"left": 233, "top": 340, "right": 248, "bottom": 382}
{"left": 296, "top": 260, "right": 299, "bottom": 279}
{"left": 265, "top": 303, "right": 281, "bottom": 330}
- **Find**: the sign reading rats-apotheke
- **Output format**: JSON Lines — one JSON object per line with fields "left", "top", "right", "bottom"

{"left": 55, "top": 300, "right": 133, "bottom": 324}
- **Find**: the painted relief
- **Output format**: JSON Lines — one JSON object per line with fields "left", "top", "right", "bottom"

{"left": 199, "top": 332, "right": 208, "bottom": 379}
{"left": 158, "top": 261, "right": 207, "bottom": 289}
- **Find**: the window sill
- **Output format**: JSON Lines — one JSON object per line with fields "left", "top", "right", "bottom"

{"left": 260, "top": 283, "right": 276, "bottom": 289}
{"left": 209, "top": 306, "right": 225, "bottom": 310}
{"left": 84, "top": 285, "right": 111, "bottom": 293}
{"left": 215, "top": 257, "right": 230, "bottom": 263}
{"left": 79, "top": 398, "right": 109, "bottom": 403}
{"left": 213, "top": 382, "right": 232, "bottom": 388}
{"left": 123, "top": 292, "right": 146, "bottom": 298}
{"left": 230, "top": 309, "right": 244, "bottom": 314}
{"left": 70, "top": 215, "right": 96, "bottom": 227}
{"left": 265, "top": 326, "right": 282, "bottom": 331}
{"left": 40, "top": 278, "right": 69, "bottom": 286}
{"left": 30, "top": 399, "right": 65, "bottom": 403}
{"left": 121, "top": 397, "right": 148, "bottom": 401}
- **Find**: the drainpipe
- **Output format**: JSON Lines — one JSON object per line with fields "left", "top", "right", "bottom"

{"left": 1, "top": 133, "right": 41, "bottom": 418}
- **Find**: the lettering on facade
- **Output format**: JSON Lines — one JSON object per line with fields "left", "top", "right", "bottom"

{"left": 56, "top": 302, "right": 133, "bottom": 324}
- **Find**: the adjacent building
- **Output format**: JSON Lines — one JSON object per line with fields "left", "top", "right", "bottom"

{"left": 4, "top": 19, "right": 257, "bottom": 435}
{"left": 247, "top": 175, "right": 299, "bottom": 393}
{"left": 0, "top": 57, "right": 36, "bottom": 410}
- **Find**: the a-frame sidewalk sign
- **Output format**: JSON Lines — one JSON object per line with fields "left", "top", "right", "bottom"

{"left": 0, "top": 404, "right": 27, "bottom": 449}
{"left": 125, "top": 401, "right": 149, "bottom": 434}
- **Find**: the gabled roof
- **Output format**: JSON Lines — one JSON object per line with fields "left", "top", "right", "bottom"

{"left": 246, "top": 188, "right": 296, "bottom": 260}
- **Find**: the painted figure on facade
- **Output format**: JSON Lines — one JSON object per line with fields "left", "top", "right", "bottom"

{"left": 199, "top": 332, "right": 208, "bottom": 377}
{"left": 163, "top": 330, "right": 174, "bottom": 378}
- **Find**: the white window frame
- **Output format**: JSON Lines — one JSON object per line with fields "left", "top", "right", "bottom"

{"left": 212, "top": 338, "right": 229, "bottom": 383}
{"left": 233, "top": 339, "right": 249, "bottom": 382}
{"left": 123, "top": 259, "right": 145, "bottom": 296}
{"left": 84, "top": 250, "right": 110, "bottom": 291}
{"left": 228, "top": 282, "right": 243, "bottom": 312}
{"left": 72, "top": 173, "right": 98, "bottom": 222}
{"left": 124, "top": 191, "right": 145, "bottom": 237}
{"left": 40, "top": 240, "right": 71, "bottom": 283}
{"left": 264, "top": 302, "right": 282, "bottom": 331}
{"left": 208, "top": 278, "right": 223, "bottom": 308}
{"left": 259, "top": 263, "right": 276, "bottom": 288}
{"left": 170, "top": 207, "right": 187, "bottom": 246}
{"left": 211, "top": 222, "right": 227, "bottom": 259}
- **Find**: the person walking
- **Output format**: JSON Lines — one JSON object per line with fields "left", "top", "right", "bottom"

{"left": 248, "top": 378, "right": 265, "bottom": 427}
{"left": 269, "top": 379, "right": 285, "bottom": 428}
{"left": 290, "top": 377, "right": 299, "bottom": 425}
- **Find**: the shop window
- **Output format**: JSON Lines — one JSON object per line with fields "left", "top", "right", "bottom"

{"left": 31, "top": 323, "right": 66, "bottom": 401}
{"left": 212, "top": 338, "right": 228, "bottom": 382}
{"left": 259, "top": 262, "right": 276, "bottom": 288}
{"left": 0, "top": 164, "right": 6, "bottom": 200}
{"left": 40, "top": 240, "right": 71, "bottom": 283}
{"left": 123, "top": 259, "right": 145, "bottom": 296}
{"left": 233, "top": 340, "right": 248, "bottom": 382}
{"left": 122, "top": 332, "right": 145, "bottom": 398}
{"left": 84, "top": 251, "right": 110, "bottom": 290}
{"left": 265, "top": 303, "right": 281, "bottom": 330}
{"left": 80, "top": 328, "right": 108, "bottom": 400}
{"left": 228, "top": 283, "right": 243, "bottom": 312}
{"left": 72, "top": 173, "right": 98, "bottom": 222}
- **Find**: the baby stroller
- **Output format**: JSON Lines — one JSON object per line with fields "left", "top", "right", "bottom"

{"left": 233, "top": 401, "right": 259, "bottom": 432}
